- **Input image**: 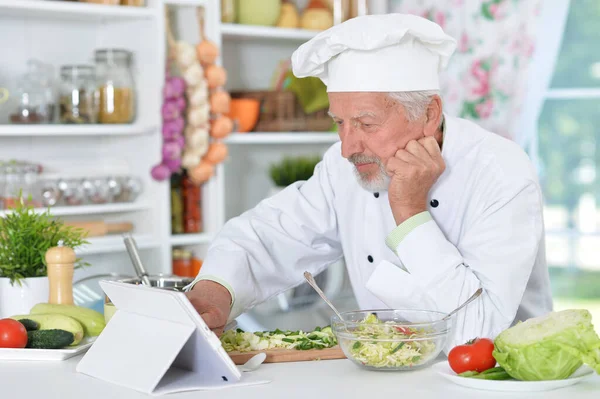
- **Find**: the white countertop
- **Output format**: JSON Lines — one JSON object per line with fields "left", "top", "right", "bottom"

{"left": 1, "top": 355, "right": 599, "bottom": 398}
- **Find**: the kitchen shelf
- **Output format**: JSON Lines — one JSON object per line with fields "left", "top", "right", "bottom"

{"left": 0, "top": 0, "right": 157, "bottom": 22}
{"left": 0, "top": 202, "right": 150, "bottom": 218}
{"left": 225, "top": 132, "right": 339, "bottom": 144}
{"left": 221, "top": 23, "right": 319, "bottom": 41}
{"left": 170, "top": 233, "right": 214, "bottom": 246}
{"left": 76, "top": 234, "right": 158, "bottom": 255}
{"left": 0, "top": 124, "right": 156, "bottom": 137}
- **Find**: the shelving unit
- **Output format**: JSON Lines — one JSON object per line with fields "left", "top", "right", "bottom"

{"left": 225, "top": 132, "right": 339, "bottom": 144}
{"left": 221, "top": 23, "right": 319, "bottom": 41}
{"left": 170, "top": 232, "right": 214, "bottom": 246}
{"left": 0, "top": 0, "right": 156, "bottom": 20}
{"left": 0, "top": 0, "right": 226, "bottom": 280}
{"left": 0, "top": 124, "right": 156, "bottom": 137}
{"left": 76, "top": 234, "right": 158, "bottom": 255}
{"left": 0, "top": 201, "right": 150, "bottom": 218}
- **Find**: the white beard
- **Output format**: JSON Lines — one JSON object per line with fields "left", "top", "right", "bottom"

{"left": 352, "top": 164, "right": 391, "bottom": 193}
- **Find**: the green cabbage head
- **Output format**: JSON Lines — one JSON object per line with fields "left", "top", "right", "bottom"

{"left": 492, "top": 309, "right": 600, "bottom": 381}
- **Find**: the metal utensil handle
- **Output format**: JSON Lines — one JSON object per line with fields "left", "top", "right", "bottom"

{"left": 123, "top": 235, "right": 151, "bottom": 286}
{"left": 303, "top": 271, "right": 344, "bottom": 322}
{"left": 442, "top": 288, "right": 483, "bottom": 321}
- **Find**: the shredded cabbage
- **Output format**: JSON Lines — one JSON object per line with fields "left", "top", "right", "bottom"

{"left": 220, "top": 326, "right": 337, "bottom": 352}
{"left": 341, "top": 313, "right": 439, "bottom": 368}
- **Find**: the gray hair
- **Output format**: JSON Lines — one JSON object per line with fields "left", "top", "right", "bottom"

{"left": 387, "top": 90, "right": 442, "bottom": 122}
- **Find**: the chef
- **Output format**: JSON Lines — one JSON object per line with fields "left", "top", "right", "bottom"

{"left": 185, "top": 13, "right": 553, "bottom": 351}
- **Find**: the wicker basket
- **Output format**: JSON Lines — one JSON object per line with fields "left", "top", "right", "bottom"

{"left": 230, "top": 90, "right": 332, "bottom": 132}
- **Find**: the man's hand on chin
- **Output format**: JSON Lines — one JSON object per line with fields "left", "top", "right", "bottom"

{"left": 385, "top": 136, "right": 445, "bottom": 225}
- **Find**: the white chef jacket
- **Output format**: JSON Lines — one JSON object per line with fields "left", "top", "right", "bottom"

{"left": 192, "top": 114, "right": 553, "bottom": 351}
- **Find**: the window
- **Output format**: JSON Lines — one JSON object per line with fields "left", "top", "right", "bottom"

{"left": 530, "top": 0, "right": 600, "bottom": 325}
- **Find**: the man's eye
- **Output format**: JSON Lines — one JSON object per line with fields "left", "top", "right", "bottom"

{"left": 335, "top": 120, "right": 343, "bottom": 125}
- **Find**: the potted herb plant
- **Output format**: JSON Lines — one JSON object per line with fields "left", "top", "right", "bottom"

{"left": 268, "top": 155, "right": 321, "bottom": 197}
{"left": 0, "top": 197, "right": 89, "bottom": 317}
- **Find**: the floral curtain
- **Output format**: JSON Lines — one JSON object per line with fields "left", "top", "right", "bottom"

{"left": 388, "top": 0, "right": 543, "bottom": 141}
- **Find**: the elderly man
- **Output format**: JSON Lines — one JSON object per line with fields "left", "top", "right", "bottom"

{"left": 185, "top": 13, "right": 553, "bottom": 350}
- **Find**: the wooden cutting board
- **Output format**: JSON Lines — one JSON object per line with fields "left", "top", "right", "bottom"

{"left": 65, "top": 221, "right": 134, "bottom": 237}
{"left": 227, "top": 346, "right": 346, "bottom": 365}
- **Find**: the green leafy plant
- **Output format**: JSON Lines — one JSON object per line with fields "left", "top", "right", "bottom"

{"left": 0, "top": 197, "right": 90, "bottom": 285}
{"left": 269, "top": 155, "right": 321, "bottom": 187}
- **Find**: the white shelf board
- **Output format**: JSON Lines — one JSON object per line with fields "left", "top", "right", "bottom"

{"left": 0, "top": 202, "right": 150, "bottom": 218}
{"left": 220, "top": 23, "right": 319, "bottom": 41}
{"left": 0, "top": 124, "right": 156, "bottom": 137}
{"left": 225, "top": 132, "right": 339, "bottom": 144}
{"left": 545, "top": 88, "right": 600, "bottom": 99}
{"left": 170, "top": 233, "right": 214, "bottom": 246}
{"left": 0, "top": 0, "right": 156, "bottom": 21}
{"left": 164, "top": 0, "right": 208, "bottom": 6}
{"left": 76, "top": 234, "right": 158, "bottom": 255}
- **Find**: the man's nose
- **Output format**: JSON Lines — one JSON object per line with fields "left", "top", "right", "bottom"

{"left": 340, "top": 127, "right": 363, "bottom": 158}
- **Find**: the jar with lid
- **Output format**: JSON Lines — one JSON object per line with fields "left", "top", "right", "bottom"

{"left": 94, "top": 49, "right": 136, "bottom": 124}
{"left": 10, "top": 60, "right": 56, "bottom": 124}
{"left": 3, "top": 162, "right": 25, "bottom": 209}
{"left": 0, "top": 161, "right": 5, "bottom": 209}
{"left": 172, "top": 248, "right": 192, "bottom": 277}
{"left": 59, "top": 65, "right": 99, "bottom": 124}
{"left": 182, "top": 174, "right": 201, "bottom": 233}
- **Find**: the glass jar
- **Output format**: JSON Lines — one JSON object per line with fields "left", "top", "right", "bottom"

{"left": 23, "top": 163, "right": 41, "bottom": 207}
{"left": 59, "top": 65, "right": 99, "bottom": 124}
{"left": 94, "top": 49, "right": 136, "bottom": 124}
{"left": 172, "top": 248, "right": 192, "bottom": 277}
{"left": 3, "top": 162, "right": 25, "bottom": 209}
{"left": 182, "top": 175, "right": 202, "bottom": 233}
{"left": 10, "top": 60, "right": 55, "bottom": 124}
{"left": 0, "top": 161, "right": 5, "bottom": 209}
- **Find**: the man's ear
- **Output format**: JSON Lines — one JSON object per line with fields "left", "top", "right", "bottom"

{"left": 423, "top": 95, "right": 443, "bottom": 137}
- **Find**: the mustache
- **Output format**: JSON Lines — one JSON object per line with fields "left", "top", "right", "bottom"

{"left": 348, "top": 153, "right": 382, "bottom": 165}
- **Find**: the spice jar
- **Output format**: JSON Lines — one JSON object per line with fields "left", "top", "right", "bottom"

{"left": 0, "top": 161, "right": 5, "bottom": 209}
{"left": 182, "top": 174, "right": 201, "bottom": 233}
{"left": 172, "top": 248, "right": 192, "bottom": 277}
{"left": 10, "top": 60, "right": 56, "bottom": 124}
{"left": 59, "top": 65, "right": 99, "bottom": 124}
{"left": 3, "top": 162, "right": 24, "bottom": 209}
{"left": 94, "top": 49, "right": 136, "bottom": 124}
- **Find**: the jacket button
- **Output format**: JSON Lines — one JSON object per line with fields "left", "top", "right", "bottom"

{"left": 367, "top": 255, "right": 373, "bottom": 263}
{"left": 374, "top": 192, "right": 379, "bottom": 198}
{"left": 430, "top": 199, "right": 439, "bottom": 208}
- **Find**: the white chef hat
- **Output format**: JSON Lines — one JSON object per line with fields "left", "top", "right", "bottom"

{"left": 291, "top": 13, "right": 457, "bottom": 92}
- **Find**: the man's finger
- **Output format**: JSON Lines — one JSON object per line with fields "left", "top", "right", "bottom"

{"left": 200, "top": 310, "right": 223, "bottom": 329}
{"left": 394, "top": 148, "right": 421, "bottom": 165}
{"left": 405, "top": 139, "right": 433, "bottom": 162}
{"left": 211, "top": 326, "right": 225, "bottom": 337}
{"left": 419, "top": 137, "right": 443, "bottom": 163}
{"left": 385, "top": 155, "right": 409, "bottom": 175}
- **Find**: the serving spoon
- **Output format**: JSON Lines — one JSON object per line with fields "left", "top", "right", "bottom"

{"left": 304, "top": 270, "right": 483, "bottom": 323}
{"left": 304, "top": 271, "right": 345, "bottom": 322}
{"left": 238, "top": 353, "right": 267, "bottom": 372}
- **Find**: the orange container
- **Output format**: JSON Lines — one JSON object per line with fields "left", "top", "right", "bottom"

{"left": 191, "top": 257, "right": 203, "bottom": 277}
{"left": 227, "top": 98, "right": 260, "bottom": 133}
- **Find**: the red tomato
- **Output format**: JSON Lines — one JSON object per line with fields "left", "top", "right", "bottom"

{"left": 394, "top": 326, "right": 415, "bottom": 335}
{"left": 0, "top": 318, "right": 28, "bottom": 349}
{"left": 448, "top": 338, "right": 496, "bottom": 374}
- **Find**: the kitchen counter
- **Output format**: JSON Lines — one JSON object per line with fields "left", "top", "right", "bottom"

{"left": 1, "top": 355, "right": 599, "bottom": 398}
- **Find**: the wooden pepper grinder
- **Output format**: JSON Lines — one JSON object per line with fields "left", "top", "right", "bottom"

{"left": 45, "top": 240, "right": 76, "bottom": 305}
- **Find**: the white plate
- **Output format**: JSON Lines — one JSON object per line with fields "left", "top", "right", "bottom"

{"left": 0, "top": 336, "right": 96, "bottom": 361}
{"left": 432, "top": 361, "right": 594, "bottom": 392}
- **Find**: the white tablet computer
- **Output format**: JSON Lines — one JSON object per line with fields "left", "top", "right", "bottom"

{"left": 76, "top": 281, "right": 265, "bottom": 395}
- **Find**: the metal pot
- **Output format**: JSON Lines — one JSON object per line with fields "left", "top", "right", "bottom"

{"left": 116, "top": 274, "right": 194, "bottom": 292}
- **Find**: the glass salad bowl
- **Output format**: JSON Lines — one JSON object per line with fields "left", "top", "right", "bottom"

{"left": 332, "top": 309, "right": 452, "bottom": 371}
